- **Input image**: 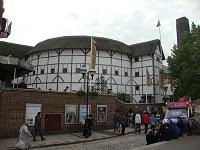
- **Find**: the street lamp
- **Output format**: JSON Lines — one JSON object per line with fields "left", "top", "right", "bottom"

{"left": 80, "top": 65, "right": 96, "bottom": 118}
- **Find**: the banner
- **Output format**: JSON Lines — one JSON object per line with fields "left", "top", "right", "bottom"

{"left": 146, "top": 67, "right": 152, "bottom": 86}
{"left": 89, "top": 37, "right": 96, "bottom": 71}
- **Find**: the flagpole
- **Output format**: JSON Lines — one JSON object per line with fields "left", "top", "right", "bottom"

{"left": 146, "top": 85, "right": 148, "bottom": 103}
{"left": 157, "top": 19, "right": 164, "bottom": 100}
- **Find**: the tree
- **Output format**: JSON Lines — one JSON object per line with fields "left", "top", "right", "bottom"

{"left": 167, "top": 23, "right": 200, "bottom": 100}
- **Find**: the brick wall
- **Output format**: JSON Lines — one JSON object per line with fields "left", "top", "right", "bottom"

{"left": 0, "top": 89, "right": 116, "bottom": 138}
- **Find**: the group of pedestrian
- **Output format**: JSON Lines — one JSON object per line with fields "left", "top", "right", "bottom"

{"left": 113, "top": 112, "right": 127, "bottom": 135}
{"left": 146, "top": 116, "right": 189, "bottom": 145}
{"left": 16, "top": 112, "right": 45, "bottom": 150}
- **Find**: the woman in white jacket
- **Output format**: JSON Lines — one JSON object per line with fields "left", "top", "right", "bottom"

{"left": 135, "top": 112, "right": 141, "bottom": 134}
{"left": 16, "top": 122, "right": 32, "bottom": 150}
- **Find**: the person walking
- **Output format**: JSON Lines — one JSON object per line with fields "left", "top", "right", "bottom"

{"left": 119, "top": 113, "right": 127, "bottom": 135}
{"left": 33, "top": 112, "right": 45, "bottom": 141}
{"left": 16, "top": 121, "right": 32, "bottom": 150}
{"left": 142, "top": 111, "right": 150, "bottom": 134}
{"left": 83, "top": 114, "right": 93, "bottom": 138}
{"left": 150, "top": 113, "right": 157, "bottom": 134}
{"left": 135, "top": 112, "right": 141, "bottom": 134}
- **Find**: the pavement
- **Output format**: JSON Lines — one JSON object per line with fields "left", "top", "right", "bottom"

{"left": 0, "top": 126, "right": 138, "bottom": 150}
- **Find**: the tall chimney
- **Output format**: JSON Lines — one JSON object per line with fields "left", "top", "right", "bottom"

{"left": 176, "top": 17, "right": 190, "bottom": 48}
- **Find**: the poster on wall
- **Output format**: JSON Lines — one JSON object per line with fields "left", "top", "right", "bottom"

{"left": 26, "top": 103, "right": 42, "bottom": 126}
{"left": 97, "top": 105, "right": 107, "bottom": 122}
{"left": 65, "top": 105, "right": 77, "bottom": 124}
{"left": 79, "top": 105, "right": 91, "bottom": 124}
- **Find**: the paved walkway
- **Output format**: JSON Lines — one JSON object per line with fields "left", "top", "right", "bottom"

{"left": 0, "top": 127, "right": 139, "bottom": 150}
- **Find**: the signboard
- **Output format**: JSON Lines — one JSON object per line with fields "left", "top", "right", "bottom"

{"left": 97, "top": 105, "right": 107, "bottom": 122}
{"left": 26, "top": 103, "right": 42, "bottom": 126}
{"left": 167, "top": 102, "right": 188, "bottom": 109}
{"left": 79, "top": 105, "right": 91, "bottom": 124}
{"left": 65, "top": 105, "right": 77, "bottom": 124}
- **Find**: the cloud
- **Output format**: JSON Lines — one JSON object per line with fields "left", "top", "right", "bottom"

{"left": 1, "top": 0, "right": 200, "bottom": 64}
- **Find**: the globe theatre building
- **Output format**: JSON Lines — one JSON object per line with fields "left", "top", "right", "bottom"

{"left": 23, "top": 36, "right": 164, "bottom": 103}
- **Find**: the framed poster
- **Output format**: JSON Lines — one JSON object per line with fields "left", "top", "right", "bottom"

{"left": 97, "top": 105, "right": 107, "bottom": 122}
{"left": 65, "top": 105, "right": 77, "bottom": 124}
{"left": 26, "top": 103, "right": 42, "bottom": 126}
{"left": 79, "top": 105, "right": 91, "bottom": 124}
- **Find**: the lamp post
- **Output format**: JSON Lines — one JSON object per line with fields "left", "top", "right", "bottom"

{"left": 80, "top": 65, "right": 96, "bottom": 118}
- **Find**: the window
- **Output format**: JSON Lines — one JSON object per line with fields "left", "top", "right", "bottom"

{"left": 135, "top": 57, "right": 139, "bottom": 62}
{"left": 32, "top": 70, "right": 35, "bottom": 75}
{"left": 115, "top": 70, "right": 119, "bottom": 76}
{"left": 125, "top": 72, "right": 128, "bottom": 77}
{"left": 102, "top": 69, "right": 107, "bottom": 74}
{"left": 65, "top": 105, "right": 77, "bottom": 124}
{"left": 135, "top": 72, "right": 139, "bottom": 77}
{"left": 135, "top": 85, "right": 139, "bottom": 91}
{"left": 63, "top": 68, "right": 67, "bottom": 73}
{"left": 51, "top": 68, "right": 55, "bottom": 74}
{"left": 76, "top": 68, "right": 80, "bottom": 73}
{"left": 40, "top": 69, "right": 44, "bottom": 74}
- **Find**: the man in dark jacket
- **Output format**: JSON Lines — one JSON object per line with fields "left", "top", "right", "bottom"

{"left": 33, "top": 112, "right": 45, "bottom": 141}
{"left": 83, "top": 114, "right": 93, "bottom": 138}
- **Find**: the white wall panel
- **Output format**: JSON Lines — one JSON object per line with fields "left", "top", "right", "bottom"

{"left": 99, "top": 57, "right": 110, "bottom": 65}
{"left": 62, "top": 49, "right": 72, "bottom": 55}
{"left": 99, "top": 50, "right": 109, "bottom": 57}
{"left": 39, "top": 58, "right": 48, "bottom": 65}
{"left": 112, "top": 76, "right": 121, "bottom": 84}
{"left": 31, "top": 60, "right": 37, "bottom": 66}
{"left": 60, "top": 56, "right": 72, "bottom": 63}
{"left": 49, "top": 50, "right": 58, "bottom": 57}
{"left": 49, "top": 57, "right": 58, "bottom": 64}
{"left": 47, "top": 83, "right": 57, "bottom": 91}
{"left": 37, "top": 84, "right": 46, "bottom": 91}
{"left": 122, "top": 60, "right": 129, "bottom": 68}
{"left": 112, "top": 52, "right": 121, "bottom": 59}
{"left": 73, "top": 56, "right": 85, "bottom": 63}
{"left": 122, "top": 54, "right": 129, "bottom": 61}
{"left": 73, "top": 49, "right": 85, "bottom": 55}
{"left": 40, "top": 51, "right": 48, "bottom": 58}
{"left": 59, "top": 74, "right": 71, "bottom": 82}
{"left": 112, "top": 59, "right": 121, "bottom": 67}
{"left": 47, "top": 75, "right": 57, "bottom": 83}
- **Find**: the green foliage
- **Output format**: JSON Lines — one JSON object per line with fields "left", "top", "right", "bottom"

{"left": 116, "top": 92, "right": 130, "bottom": 103}
{"left": 76, "top": 90, "right": 86, "bottom": 96}
{"left": 167, "top": 23, "right": 200, "bottom": 100}
{"left": 76, "top": 89, "right": 99, "bottom": 97}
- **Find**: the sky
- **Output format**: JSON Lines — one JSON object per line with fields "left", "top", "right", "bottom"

{"left": 1, "top": 0, "right": 200, "bottom": 64}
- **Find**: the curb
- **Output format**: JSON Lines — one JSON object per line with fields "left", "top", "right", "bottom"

{"left": 9, "top": 130, "right": 135, "bottom": 149}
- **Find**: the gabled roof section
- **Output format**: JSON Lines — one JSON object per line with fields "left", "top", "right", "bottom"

{"left": 129, "top": 39, "right": 165, "bottom": 60}
{"left": 0, "top": 41, "right": 33, "bottom": 58}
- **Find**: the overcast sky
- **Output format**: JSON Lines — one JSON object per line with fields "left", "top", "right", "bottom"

{"left": 1, "top": 0, "right": 200, "bottom": 64}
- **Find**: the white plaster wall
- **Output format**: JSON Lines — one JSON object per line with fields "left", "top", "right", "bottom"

{"left": 60, "top": 56, "right": 72, "bottom": 63}
{"left": 99, "top": 50, "right": 109, "bottom": 57}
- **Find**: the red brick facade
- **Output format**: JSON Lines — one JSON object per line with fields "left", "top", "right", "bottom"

{"left": 0, "top": 89, "right": 116, "bottom": 138}
{"left": 0, "top": 89, "right": 164, "bottom": 138}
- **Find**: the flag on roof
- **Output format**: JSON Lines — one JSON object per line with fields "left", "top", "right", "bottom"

{"left": 156, "top": 20, "right": 161, "bottom": 27}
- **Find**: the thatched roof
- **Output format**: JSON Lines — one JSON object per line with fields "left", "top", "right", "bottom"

{"left": 0, "top": 41, "right": 33, "bottom": 58}
{"left": 0, "top": 36, "right": 164, "bottom": 60}
{"left": 129, "top": 39, "right": 165, "bottom": 60}
{"left": 28, "top": 36, "right": 130, "bottom": 54}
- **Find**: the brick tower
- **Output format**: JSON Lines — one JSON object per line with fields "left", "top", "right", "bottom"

{"left": 176, "top": 17, "right": 190, "bottom": 48}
